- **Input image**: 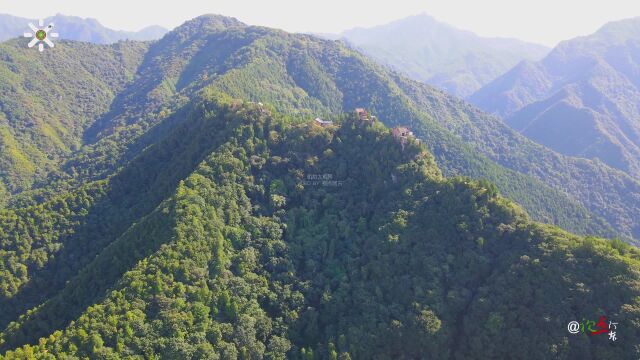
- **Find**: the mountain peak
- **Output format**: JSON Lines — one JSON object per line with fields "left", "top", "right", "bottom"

{"left": 161, "top": 14, "right": 245, "bottom": 41}
{"left": 52, "top": 13, "right": 100, "bottom": 24}
{"left": 595, "top": 16, "right": 640, "bottom": 42}
{"left": 341, "top": 12, "right": 457, "bottom": 38}
{"left": 394, "top": 12, "right": 440, "bottom": 25}
{"left": 337, "top": 14, "right": 548, "bottom": 97}
{"left": 179, "top": 14, "right": 246, "bottom": 31}
{"left": 553, "top": 16, "right": 640, "bottom": 53}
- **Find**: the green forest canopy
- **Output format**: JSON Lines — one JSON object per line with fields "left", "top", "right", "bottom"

{"left": 0, "top": 92, "right": 638, "bottom": 359}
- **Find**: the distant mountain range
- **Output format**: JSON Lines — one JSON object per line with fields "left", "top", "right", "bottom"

{"left": 331, "top": 13, "right": 549, "bottom": 97}
{"left": 2, "top": 13, "right": 639, "bottom": 244}
{"left": 0, "top": 14, "right": 167, "bottom": 44}
{"left": 470, "top": 17, "right": 640, "bottom": 178}
{"left": 0, "top": 15, "right": 639, "bottom": 358}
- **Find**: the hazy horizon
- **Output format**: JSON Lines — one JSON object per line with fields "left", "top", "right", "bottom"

{"left": 2, "top": 0, "right": 640, "bottom": 47}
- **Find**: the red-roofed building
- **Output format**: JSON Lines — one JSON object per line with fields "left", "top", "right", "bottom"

{"left": 355, "top": 108, "right": 371, "bottom": 122}
{"left": 393, "top": 126, "right": 415, "bottom": 149}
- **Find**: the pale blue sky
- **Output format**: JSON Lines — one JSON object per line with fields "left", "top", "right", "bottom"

{"left": 2, "top": 0, "right": 640, "bottom": 46}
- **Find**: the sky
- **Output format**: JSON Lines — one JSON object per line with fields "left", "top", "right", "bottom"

{"left": 2, "top": 0, "right": 640, "bottom": 46}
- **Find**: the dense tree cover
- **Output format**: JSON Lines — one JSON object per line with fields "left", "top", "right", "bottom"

{"left": 2, "top": 15, "right": 637, "bottom": 241}
{"left": 0, "top": 181, "right": 107, "bottom": 301}
{"left": 0, "top": 93, "right": 639, "bottom": 359}
{"left": 0, "top": 15, "right": 639, "bottom": 359}
{"left": 391, "top": 73, "right": 640, "bottom": 242}
{"left": 0, "top": 92, "right": 276, "bottom": 339}
{"left": 32, "top": 15, "right": 632, "bottom": 241}
{"left": 0, "top": 39, "right": 147, "bottom": 194}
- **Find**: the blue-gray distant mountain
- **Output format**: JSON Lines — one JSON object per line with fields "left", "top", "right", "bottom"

{"left": 0, "top": 14, "right": 167, "bottom": 44}
{"left": 470, "top": 17, "right": 640, "bottom": 178}
{"left": 335, "top": 13, "right": 549, "bottom": 97}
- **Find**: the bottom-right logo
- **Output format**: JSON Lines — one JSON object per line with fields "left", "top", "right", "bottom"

{"left": 567, "top": 316, "right": 618, "bottom": 341}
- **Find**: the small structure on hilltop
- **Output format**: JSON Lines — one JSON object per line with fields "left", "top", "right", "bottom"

{"left": 393, "top": 127, "right": 413, "bottom": 139}
{"left": 392, "top": 126, "right": 415, "bottom": 149}
{"left": 258, "top": 103, "right": 271, "bottom": 115}
{"left": 355, "top": 108, "right": 374, "bottom": 125}
{"left": 314, "top": 117, "right": 333, "bottom": 128}
{"left": 250, "top": 101, "right": 270, "bottom": 115}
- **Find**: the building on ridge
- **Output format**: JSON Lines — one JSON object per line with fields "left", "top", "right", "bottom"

{"left": 392, "top": 126, "right": 416, "bottom": 149}
{"left": 314, "top": 117, "right": 333, "bottom": 128}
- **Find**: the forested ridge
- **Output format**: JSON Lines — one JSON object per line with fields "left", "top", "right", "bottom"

{"left": 71, "top": 15, "right": 640, "bottom": 242}
{"left": 0, "top": 14, "right": 640, "bottom": 359}
{"left": 0, "top": 39, "right": 147, "bottom": 195}
{"left": 1, "top": 91, "right": 639, "bottom": 359}
{"left": 470, "top": 17, "right": 640, "bottom": 179}
{"left": 3, "top": 15, "right": 639, "bottom": 241}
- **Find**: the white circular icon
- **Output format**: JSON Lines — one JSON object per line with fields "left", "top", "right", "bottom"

{"left": 23, "top": 19, "right": 59, "bottom": 52}
{"left": 567, "top": 321, "right": 580, "bottom": 334}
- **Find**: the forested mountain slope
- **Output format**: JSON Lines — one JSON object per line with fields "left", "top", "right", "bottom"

{"left": 1, "top": 92, "right": 639, "bottom": 359}
{"left": 0, "top": 39, "right": 147, "bottom": 195}
{"left": 334, "top": 13, "right": 549, "bottom": 97}
{"left": 0, "top": 15, "right": 638, "bottom": 241}
{"left": 470, "top": 17, "right": 640, "bottom": 178}
{"left": 43, "top": 15, "right": 636, "bottom": 241}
